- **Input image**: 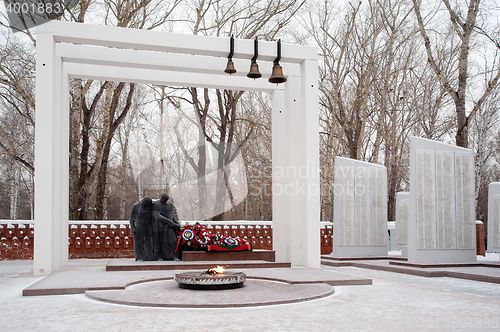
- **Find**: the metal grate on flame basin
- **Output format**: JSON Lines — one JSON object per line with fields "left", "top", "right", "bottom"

{"left": 174, "top": 271, "right": 246, "bottom": 290}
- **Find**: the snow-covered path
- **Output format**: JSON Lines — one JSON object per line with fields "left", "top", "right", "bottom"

{"left": 1, "top": 260, "right": 500, "bottom": 332}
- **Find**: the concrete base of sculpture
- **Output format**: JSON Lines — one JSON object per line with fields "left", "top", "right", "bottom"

{"left": 181, "top": 250, "right": 275, "bottom": 262}
{"left": 105, "top": 259, "right": 290, "bottom": 271}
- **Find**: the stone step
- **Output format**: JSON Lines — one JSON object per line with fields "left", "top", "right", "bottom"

{"left": 106, "top": 259, "right": 290, "bottom": 271}
{"left": 182, "top": 250, "right": 275, "bottom": 262}
{"left": 321, "top": 259, "right": 500, "bottom": 284}
{"left": 321, "top": 255, "right": 407, "bottom": 261}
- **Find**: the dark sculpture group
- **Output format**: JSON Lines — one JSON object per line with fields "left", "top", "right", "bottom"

{"left": 129, "top": 193, "right": 181, "bottom": 261}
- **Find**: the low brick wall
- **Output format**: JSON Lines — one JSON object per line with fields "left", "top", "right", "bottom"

{"left": 0, "top": 223, "right": 33, "bottom": 260}
{"left": 0, "top": 222, "right": 334, "bottom": 260}
{"left": 0, "top": 221, "right": 486, "bottom": 260}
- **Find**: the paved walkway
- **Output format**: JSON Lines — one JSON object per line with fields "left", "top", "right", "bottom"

{"left": 322, "top": 255, "right": 500, "bottom": 283}
{"left": 22, "top": 259, "right": 371, "bottom": 296}
{"left": 1, "top": 260, "right": 500, "bottom": 331}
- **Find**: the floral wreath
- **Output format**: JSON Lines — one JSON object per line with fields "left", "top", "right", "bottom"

{"left": 175, "top": 223, "right": 250, "bottom": 253}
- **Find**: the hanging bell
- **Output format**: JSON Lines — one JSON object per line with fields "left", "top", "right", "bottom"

{"left": 269, "top": 63, "right": 286, "bottom": 84}
{"left": 247, "top": 38, "right": 262, "bottom": 79}
{"left": 268, "top": 39, "right": 287, "bottom": 84}
{"left": 224, "top": 35, "right": 236, "bottom": 75}
{"left": 247, "top": 61, "right": 262, "bottom": 79}
{"left": 225, "top": 59, "right": 236, "bottom": 75}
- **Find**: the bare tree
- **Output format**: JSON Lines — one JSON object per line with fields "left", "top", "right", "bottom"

{"left": 159, "top": 0, "right": 305, "bottom": 219}
{"left": 469, "top": 86, "right": 499, "bottom": 223}
{"left": 67, "top": 0, "right": 181, "bottom": 219}
{"left": 412, "top": 0, "right": 500, "bottom": 148}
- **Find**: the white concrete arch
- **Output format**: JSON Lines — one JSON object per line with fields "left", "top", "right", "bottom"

{"left": 34, "top": 21, "right": 320, "bottom": 275}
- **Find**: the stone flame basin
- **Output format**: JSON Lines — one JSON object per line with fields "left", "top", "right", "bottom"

{"left": 175, "top": 268, "right": 246, "bottom": 290}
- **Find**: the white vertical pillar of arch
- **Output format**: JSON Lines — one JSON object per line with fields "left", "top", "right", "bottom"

{"left": 271, "top": 89, "right": 290, "bottom": 263}
{"left": 300, "top": 60, "right": 320, "bottom": 268}
{"left": 280, "top": 60, "right": 320, "bottom": 268}
{"left": 59, "top": 67, "right": 70, "bottom": 269}
{"left": 285, "top": 75, "right": 303, "bottom": 266}
{"left": 34, "top": 33, "right": 68, "bottom": 275}
{"left": 271, "top": 60, "right": 320, "bottom": 268}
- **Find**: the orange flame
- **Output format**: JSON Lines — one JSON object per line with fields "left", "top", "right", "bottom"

{"left": 207, "top": 265, "right": 225, "bottom": 275}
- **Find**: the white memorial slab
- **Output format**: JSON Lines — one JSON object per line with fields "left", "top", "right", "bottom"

{"left": 333, "top": 157, "right": 388, "bottom": 257}
{"left": 396, "top": 192, "right": 409, "bottom": 256}
{"left": 409, "top": 137, "right": 476, "bottom": 263}
{"left": 487, "top": 182, "right": 500, "bottom": 253}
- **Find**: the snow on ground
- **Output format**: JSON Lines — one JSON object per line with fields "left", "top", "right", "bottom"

{"left": 478, "top": 253, "right": 500, "bottom": 261}
{"left": 1, "top": 260, "right": 500, "bottom": 332}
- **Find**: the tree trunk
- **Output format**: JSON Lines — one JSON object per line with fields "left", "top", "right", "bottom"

{"left": 159, "top": 86, "right": 168, "bottom": 192}
{"left": 387, "top": 108, "right": 399, "bottom": 221}
{"left": 69, "top": 79, "right": 83, "bottom": 220}
{"left": 455, "top": 101, "right": 469, "bottom": 147}
{"left": 95, "top": 83, "right": 135, "bottom": 220}
{"left": 118, "top": 129, "right": 130, "bottom": 220}
{"left": 9, "top": 163, "right": 18, "bottom": 220}
{"left": 190, "top": 88, "right": 208, "bottom": 219}
{"left": 197, "top": 123, "right": 208, "bottom": 219}
{"left": 75, "top": 82, "right": 109, "bottom": 220}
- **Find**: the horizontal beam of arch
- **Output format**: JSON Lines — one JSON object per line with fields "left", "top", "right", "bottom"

{"left": 37, "top": 21, "right": 318, "bottom": 63}
{"left": 64, "top": 63, "right": 281, "bottom": 92}
{"left": 56, "top": 44, "right": 302, "bottom": 78}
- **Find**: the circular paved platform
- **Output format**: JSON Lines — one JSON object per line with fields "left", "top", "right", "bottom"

{"left": 85, "top": 278, "right": 334, "bottom": 308}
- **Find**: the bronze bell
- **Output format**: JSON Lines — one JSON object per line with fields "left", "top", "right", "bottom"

{"left": 269, "top": 39, "right": 287, "bottom": 84}
{"left": 224, "top": 35, "right": 236, "bottom": 75}
{"left": 269, "top": 63, "right": 287, "bottom": 84}
{"left": 225, "top": 59, "right": 236, "bottom": 75}
{"left": 247, "top": 61, "right": 262, "bottom": 79}
{"left": 247, "top": 38, "right": 262, "bottom": 79}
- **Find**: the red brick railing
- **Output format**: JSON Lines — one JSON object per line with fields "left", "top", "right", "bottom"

{"left": 0, "top": 223, "right": 33, "bottom": 260}
{"left": 476, "top": 221, "right": 486, "bottom": 256}
{"left": 1, "top": 220, "right": 486, "bottom": 261}
{"left": 0, "top": 221, "right": 334, "bottom": 260}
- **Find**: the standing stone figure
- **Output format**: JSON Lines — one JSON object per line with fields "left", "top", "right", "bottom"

{"left": 135, "top": 196, "right": 156, "bottom": 261}
{"left": 129, "top": 197, "right": 149, "bottom": 261}
{"left": 154, "top": 193, "right": 181, "bottom": 260}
